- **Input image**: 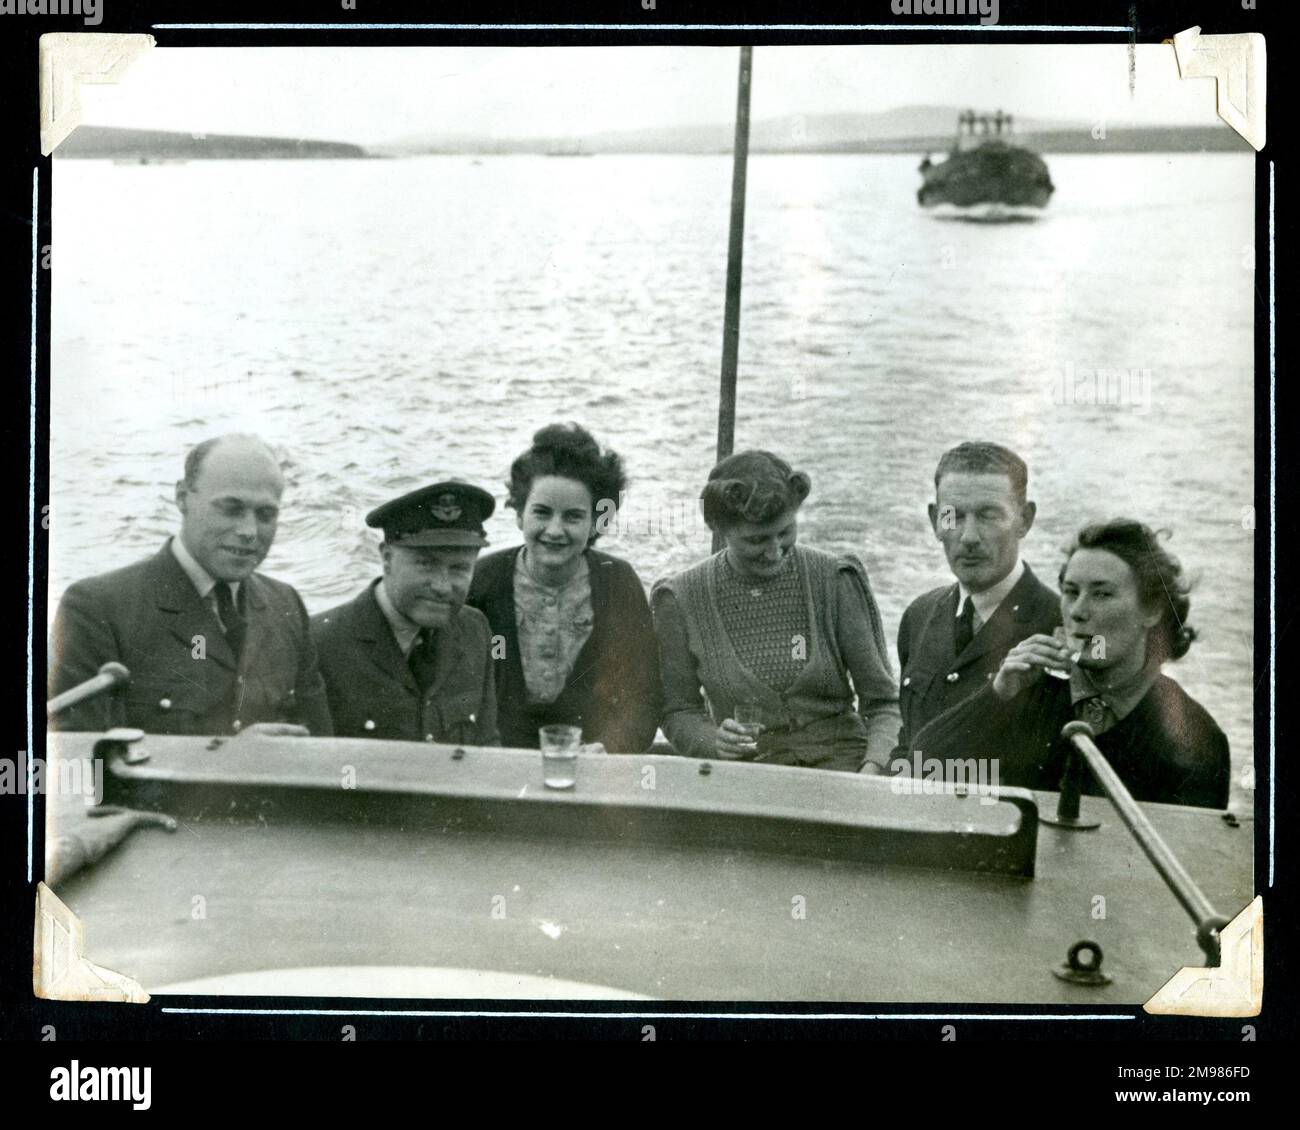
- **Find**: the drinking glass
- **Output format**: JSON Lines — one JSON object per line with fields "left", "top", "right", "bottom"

{"left": 539, "top": 724, "right": 582, "bottom": 789}
{"left": 1045, "top": 626, "right": 1073, "bottom": 680}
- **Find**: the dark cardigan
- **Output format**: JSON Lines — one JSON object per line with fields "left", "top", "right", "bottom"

{"left": 466, "top": 545, "right": 663, "bottom": 753}
{"left": 909, "top": 671, "right": 1230, "bottom": 809}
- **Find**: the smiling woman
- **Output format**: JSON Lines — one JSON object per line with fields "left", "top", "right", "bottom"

{"left": 652, "top": 450, "right": 900, "bottom": 771}
{"left": 466, "top": 423, "right": 663, "bottom": 753}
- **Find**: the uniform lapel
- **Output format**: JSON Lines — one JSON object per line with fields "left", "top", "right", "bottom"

{"left": 151, "top": 543, "right": 237, "bottom": 672}
{"left": 925, "top": 584, "right": 962, "bottom": 665}
{"left": 356, "top": 582, "right": 418, "bottom": 692}
{"left": 237, "top": 574, "right": 271, "bottom": 674}
{"left": 954, "top": 566, "right": 1049, "bottom": 669}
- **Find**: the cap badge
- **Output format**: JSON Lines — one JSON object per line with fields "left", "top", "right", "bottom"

{"left": 431, "top": 493, "right": 462, "bottom": 522}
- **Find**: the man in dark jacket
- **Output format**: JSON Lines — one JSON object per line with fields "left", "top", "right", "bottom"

{"left": 895, "top": 441, "right": 1061, "bottom": 754}
{"left": 48, "top": 434, "right": 331, "bottom": 737}
{"left": 311, "top": 481, "right": 499, "bottom": 745}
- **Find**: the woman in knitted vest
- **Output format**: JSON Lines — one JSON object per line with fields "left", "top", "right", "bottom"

{"left": 651, "top": 450, "right": 900, "bottom": 772}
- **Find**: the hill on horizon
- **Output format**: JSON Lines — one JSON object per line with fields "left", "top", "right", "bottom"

{"left": 374, "top": 104, "right": 1245, "bottom": 155}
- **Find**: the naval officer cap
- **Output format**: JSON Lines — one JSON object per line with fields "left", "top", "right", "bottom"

{"left": 366, "top": 480, "right": 495, "bottom": 548}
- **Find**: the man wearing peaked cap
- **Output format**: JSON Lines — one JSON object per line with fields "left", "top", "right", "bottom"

{"left": 310, "top": 481, "right": 502, "bottom": 745}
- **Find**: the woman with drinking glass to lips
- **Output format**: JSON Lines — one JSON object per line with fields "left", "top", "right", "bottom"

{"left": 651, "top": 450, "right": 900, "bottom": 771}
{"left": 909, "top": 519, "right": 1230, "bottom": 808}
{"left": 466, "top": 423, "right": 662, "bottom": 754}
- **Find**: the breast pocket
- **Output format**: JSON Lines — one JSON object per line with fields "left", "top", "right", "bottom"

{"left": 435, "top": 688, "right": 484, "bottom": 745}
{"left": 899, "top": 666, "right": 936, "bottom": 751}
{"left": 125, "top": 677, "right": 218, "bottom": 735}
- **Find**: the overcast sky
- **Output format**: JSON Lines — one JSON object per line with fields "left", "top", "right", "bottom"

{"left": 76, "top": 44, "right": 1222, "bottom": 144}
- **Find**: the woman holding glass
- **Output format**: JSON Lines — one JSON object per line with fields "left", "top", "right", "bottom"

{"left": 651, "top": 450, "right": 900, "bottom": 772}
{"left": 910, "top": 518, "right": 1230, "bottom": 808}
{"left": 467, "top": 423, "right": 662, "bottom": 753}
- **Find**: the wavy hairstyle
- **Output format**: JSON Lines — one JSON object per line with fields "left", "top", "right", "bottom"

{"left": 1060, "top": 519, "right": 1198, "bottom": 663}
{"left": 506, "top": 423, "right": 627, "bottom": 545}
{"left": 701, "top": 450, "right": 812, "bottom": 532}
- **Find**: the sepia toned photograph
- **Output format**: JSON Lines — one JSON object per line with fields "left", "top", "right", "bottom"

{"left": 41, "top": 40, "right": 1256, "bottom": 1005}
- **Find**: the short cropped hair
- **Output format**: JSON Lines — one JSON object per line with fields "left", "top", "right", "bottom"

{"left": 933, "top": 441, "right": 1029, "bottom": 503}
{"left": 183, "top": 433, "right": 279, "bottom": 489}
{"left": 701, "top": 450, "right": 812, "bottom": 532}
{"left": 1061, "top": 519, "right": 1197, "bottom": 663}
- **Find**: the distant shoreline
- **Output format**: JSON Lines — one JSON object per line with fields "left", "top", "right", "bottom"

{"left": 57, "top": 126, "right": 372, "bottom": 161}
{"left": 58, "top": 122, "right": 1248, "bottom": 161}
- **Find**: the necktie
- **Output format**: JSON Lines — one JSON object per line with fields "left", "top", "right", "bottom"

{"left": 215, "top": 582, "right": 246, "bottom": 660}
{"left": 408, "top": 628, "right": 438, "bottom": 694}
{"left": 954, "top": 595, "right": 975, "bottom": 656}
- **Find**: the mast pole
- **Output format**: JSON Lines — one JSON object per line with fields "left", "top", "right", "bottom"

{"left": 713, "top": 45, "right": 753, "bottom": 553}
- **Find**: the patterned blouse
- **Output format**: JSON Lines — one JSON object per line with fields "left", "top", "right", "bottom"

{"left": 513, "top": 551, "right": 595, "bottom": 705}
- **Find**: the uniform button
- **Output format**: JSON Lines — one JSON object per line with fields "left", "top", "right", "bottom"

{"left": 364, "top": 719, "right": 376, "bottom": 731}
{"left": 159, "top": 697, "right": 172, "bottom": 711}
{"left": 232, "top": 719, "right": 243, "bottom": 732}
{"left": 236, "top": 675, "right": 244, "bottom": 685}
{"left": 425, "top": 733, "right": 434, "bottom": 742}
{"left": 946, "top": 672, "right": 959, "bottom": 683}
{"left": 901, "top": 677, "right": 911, "bottom": 688}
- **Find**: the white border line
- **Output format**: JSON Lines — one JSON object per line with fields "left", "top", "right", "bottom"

{"left": 151, "top": 23, "right": 1133, "bottom": 32}
{"left": 1269, "top": 159, "right": 1276, "bottom": 888}
{"left": 160, "top": 1008, "right": 1134, "bottom": 1020}
{"left": 28, "top": 166, "right": 37, "bottom": 884}
{"left": 32, "top": 32, "right": 1248, "bottom": 1024}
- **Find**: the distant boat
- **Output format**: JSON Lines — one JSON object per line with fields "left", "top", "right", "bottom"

{"left": 545, "top": 141, "right": 594, "bottom": 157}
{"left": 111, "top": 156, "right": 187, "bottom": 166}
{"left": 918, "top": 109, "right": 1054, "bottom": 217}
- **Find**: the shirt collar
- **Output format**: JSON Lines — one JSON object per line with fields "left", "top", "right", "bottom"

{"left": 516, "top": 547, "right": 590, "bottom": 593}
{"left": 375, "top": 579, "right": 424, "bottom": 657}
{"left": 171, "top": 535, "right": 239, "bottom": 602}
{"left": 1069, "top": 660, "right": 1161, "bottom": 722}
{"left": 957, "top": 557, "right": 1024, "bottom": 626}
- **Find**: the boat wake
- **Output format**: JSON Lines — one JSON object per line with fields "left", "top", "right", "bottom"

{"left": 925, "top": 202, "right": 1046, "bottom": 224}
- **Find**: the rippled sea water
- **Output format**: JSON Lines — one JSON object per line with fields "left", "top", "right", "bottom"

{"left": 50, "top": 151, "right": 1255, "bottom": 798}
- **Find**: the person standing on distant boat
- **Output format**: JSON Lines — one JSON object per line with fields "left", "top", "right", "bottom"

{"left": 48, "top": 433, "right": 332, "bottom": 737}
{"left": 466, "top": 424, "right": 662, "bottom": 754}
{"left": 908, "top": 519, "right": 1230, "bottom": 809}
{"left": 652, "top": 451, "right": 899, "bottom": 771}
{"left": 894, "top": 441, "right": 1060, "bottom": 756}
{"left": 311, "top": 481, "right": 500, "bottom": 745}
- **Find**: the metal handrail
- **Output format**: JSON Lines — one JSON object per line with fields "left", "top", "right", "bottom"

{"left": 46, "top": 662, "right": 130, "bottom": 718}
{"left": 1060, "top": 721, "right": 1231, "bottom": 966}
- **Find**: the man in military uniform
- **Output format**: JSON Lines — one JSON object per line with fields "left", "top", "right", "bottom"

{"left": 48, "top": 433, "right": 332, "bottom": 736}
{"left": 894, "top": 441, "right": 1061, "bottom": 756}
{"left": 311, "top": 481, "right": 500, "bottom": 745}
